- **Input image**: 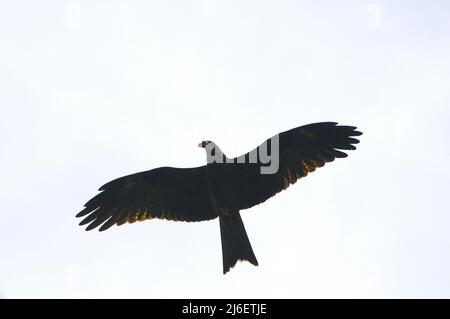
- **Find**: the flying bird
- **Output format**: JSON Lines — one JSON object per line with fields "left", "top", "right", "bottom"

{"left": 76, "top": 122, "right": 362, "bottom": 274}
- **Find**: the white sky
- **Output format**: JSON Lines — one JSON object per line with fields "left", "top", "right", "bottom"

{"left": 1, "top": 0, "right": 450, "bottom": 298}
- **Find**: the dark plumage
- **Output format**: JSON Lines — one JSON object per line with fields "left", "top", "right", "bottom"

{"left": 77, "top": 122, "right": 362, "bottom": 274}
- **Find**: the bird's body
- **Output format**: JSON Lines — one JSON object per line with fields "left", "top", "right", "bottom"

{"left": 204, "top": 151, "right": 259, "bottom": 272}
{"left": 77, "top": 122, "right": 362, "bottom": 274}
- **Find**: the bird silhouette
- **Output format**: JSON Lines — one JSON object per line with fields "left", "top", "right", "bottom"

{"left": 76, "top": 122, "right": 362, "bottom": 274}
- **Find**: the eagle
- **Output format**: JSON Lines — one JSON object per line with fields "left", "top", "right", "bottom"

{"left": 76, "top": 122, "right": 362, "bottom": 274}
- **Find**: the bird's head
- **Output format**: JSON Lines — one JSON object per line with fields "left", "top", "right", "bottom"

{"left": 198, "top": 140, "right": 226, "bottom": 164}
{"left": 198, "top": 140, "right": 214, "bottom": 149}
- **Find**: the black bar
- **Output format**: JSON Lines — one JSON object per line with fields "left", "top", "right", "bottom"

{"left": 2, "top": 299, "right": 449, "bottom": 317}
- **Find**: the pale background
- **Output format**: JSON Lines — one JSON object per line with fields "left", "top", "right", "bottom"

{"left": 1, "top": 0, "right": 449, "bottom": 298}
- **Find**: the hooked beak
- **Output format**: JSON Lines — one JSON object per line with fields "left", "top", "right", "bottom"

{"left": 198, "top": 142, "right": 203, "bottom": 148}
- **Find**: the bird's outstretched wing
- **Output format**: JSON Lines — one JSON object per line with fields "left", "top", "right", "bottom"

{"left": 232, "top": 122, "right": 362, "bottom": 210}
{"left": 76, "top": 166, "right": 217, "bottom": 231}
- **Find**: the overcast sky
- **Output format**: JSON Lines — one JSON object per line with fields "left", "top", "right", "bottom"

{"left": 1, "top": 0, "right": 450, "bottom": 298}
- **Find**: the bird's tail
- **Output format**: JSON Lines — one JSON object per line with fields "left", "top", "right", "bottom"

{"left": 219, "top": 212, "right": 258, "bottom": 274}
